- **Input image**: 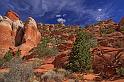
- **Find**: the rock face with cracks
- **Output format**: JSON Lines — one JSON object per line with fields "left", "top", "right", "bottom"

{"left": 19, "top": 17, "right": 41, "bottom": 56}
{"left": 0, "top": 10, "right": 41, "bottom": 58}
{"left": 0, "top": 17, "right": 13, "bottom": 58}
{"left": 91, "top": 46, "right": 124, "bottom": 78}
{"left": 86, "top": 19, "right": 124, "bottom": 78}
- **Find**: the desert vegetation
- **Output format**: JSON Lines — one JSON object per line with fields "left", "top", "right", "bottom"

{"left": 31, "top": 36, "right": 59, "bottom": 58}
{"left": 120, "top": 26, "right": 124, "bottom": 33}
{"left": 66, "top": 31, "right": 97, "bottom": 72}
{"left": 0, "top": 51, "right": 13, "bottom": 67}
{"left": 1, "top": 10, "right": 124, "bottom": 82}
{"left": 0, "top": 51, "right": 42, "bottom": 82}
{"left": 100, "top": 27, "right": 116, "bottom": 34}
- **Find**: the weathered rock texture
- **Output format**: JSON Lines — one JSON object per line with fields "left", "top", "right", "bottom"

{"left": 37, "top": 23, "right": 79, "bottom": 68}
{"left": 86, "top": 19, "right": 124, "bottom": 78}
{"left": 0, "top": 19, "right": 13, "bottom": 58}
{"left": 5, "top": 10, "right": 19, "bottom": 21}
{"left": 2, "top": 10, "right": 124, "bottom": 81}
{"left": 97, "top": 32, "right": 124, "bottom": 48}
{"left": 91, "top": 46, "right": 124, "bottom": 78}
{"left": 0, "top": 10, "right": 41, "bottom": 58}
{"left": 19, "top": 17, "right": 41, "bottom": 56}
{"left": 85, "top": 19, "right": 120, "bottom": 37}
{"left": 119, "top": 17, "right": 124, "bottom": 26}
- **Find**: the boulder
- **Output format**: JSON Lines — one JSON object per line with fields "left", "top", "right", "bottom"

{"left": 5, "top": 10, "right": 24, "bottom": 46}
{"left": 53, "top": 53, "right": 69, "bottom": 68}
{"left": 0, "top": 10, "right": 24, "bottom": 58}
{"left": 2, "top": 16, "right": 13, "bottom": 25}
{"left": 0, "top": 11, "right": 41, "bottom": 58}
{"left": 0, "top": 18, "right": 13, "bottom": 59}
{"left": 0, "top": 15, "right": 3, "bottom": 21}
{"left": 5, "top": 10, "right": 19, "bottom": 21}
{"left": 53, "top": 50, "right": 71, "bottom": 68}
{"left": 19, "top": 17, "right": 41, "bottom": 57}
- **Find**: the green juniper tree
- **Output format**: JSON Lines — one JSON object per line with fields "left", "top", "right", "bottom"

{"left": 66, "top": 31, "right": 97, "bottom": 72}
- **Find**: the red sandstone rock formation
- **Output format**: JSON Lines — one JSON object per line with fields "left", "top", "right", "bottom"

{"left": 0, "top": 10, "right": 41, "bottom": 58}
{"left": 53, "top": 35, "right": 76, "bottom": 68}
{"left": 0, "top": 10, "right": 25, "bottom": 59}
{"left": 5, "top": 10, "right": 19, "bottom": 21}
{"left": 119, "top": 17, "right": 124, "bottom": 26}
{"left": 19, "top": 17, "right": 41, "bottom": 57}
{"left": 84, "top": 19, "right": 124, "bottom": 79}
{"left": 0, "top": 18, "right": 14, "bottom": 59}
{"left": 5, "top": 10, "right": 24, "bottom": 46}
{"left": 97, "top": 32, "right": 124, "bottom": 48}
{"left": 91, "top": 46, "right": 124, "bottom": 78}
{"left": 85, "top": 19, "right": 120, "bottom": 37}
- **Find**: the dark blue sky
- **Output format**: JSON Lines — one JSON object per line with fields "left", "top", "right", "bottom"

{"left": 0, "top": 0, "right": 124, "bottom": 26}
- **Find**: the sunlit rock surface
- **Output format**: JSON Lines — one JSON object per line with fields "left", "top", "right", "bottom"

{"left": 0, "top": 10, "right": 41, "bottom": 58}
{"left": 19, "top": 17, "right": 41, "bottom": 57}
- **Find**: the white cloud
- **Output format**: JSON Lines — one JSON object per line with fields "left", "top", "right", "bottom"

{"left": 57, "top": 18, "right": 66, "bottom": 23}
{"left": 56, "top": 14, "right": 61, "bottom": 17}
{"left": 56, "top": 14, "right": 66, "bottom": 18}
{"left": 98, "top": 8, "right": 102, "bottom": 11}
{"left": 63, "top": 14, "right": 67, "bottom": 17}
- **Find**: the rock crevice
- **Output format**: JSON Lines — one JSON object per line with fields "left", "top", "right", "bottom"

{"left": 0, "top": 10, "right": 41, "bottom": 58}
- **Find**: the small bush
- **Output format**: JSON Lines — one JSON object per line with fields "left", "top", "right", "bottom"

{"left": 0, "top": 51, "right": 21, "bottom": 67}
{"left": 40, "top": 68, "right": 70, "bottom": 82}
{"left": 4, "top": 51, "right": 13, "bottom": 62}
{"left": 0, "top": 51, "right": 13, "bottom": 67}
{"left": 2, "top": 50, "right": 40, "bottom": 82}
{"left": 120, "top": 26, "right": 124, "bottom": 33}
{"left": 0, "top": 73, "right": 5, "bottom": 82}
{"left": 32, "top": 37, "right": 59, "bottom": 58}
{"left": 116, "top": 67, "right": 124, "bottom": 76}
{"left": 66, "top": 31, "right": 97, "bottom": 72}
{"left": 0, "top": 59, "right": 4, "bottom": 67}
{"left": 100, "top": 27, "right": 115, "bottom": 34}
{"left": 3, "top": 57, "right": 34, "bottom": 82}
